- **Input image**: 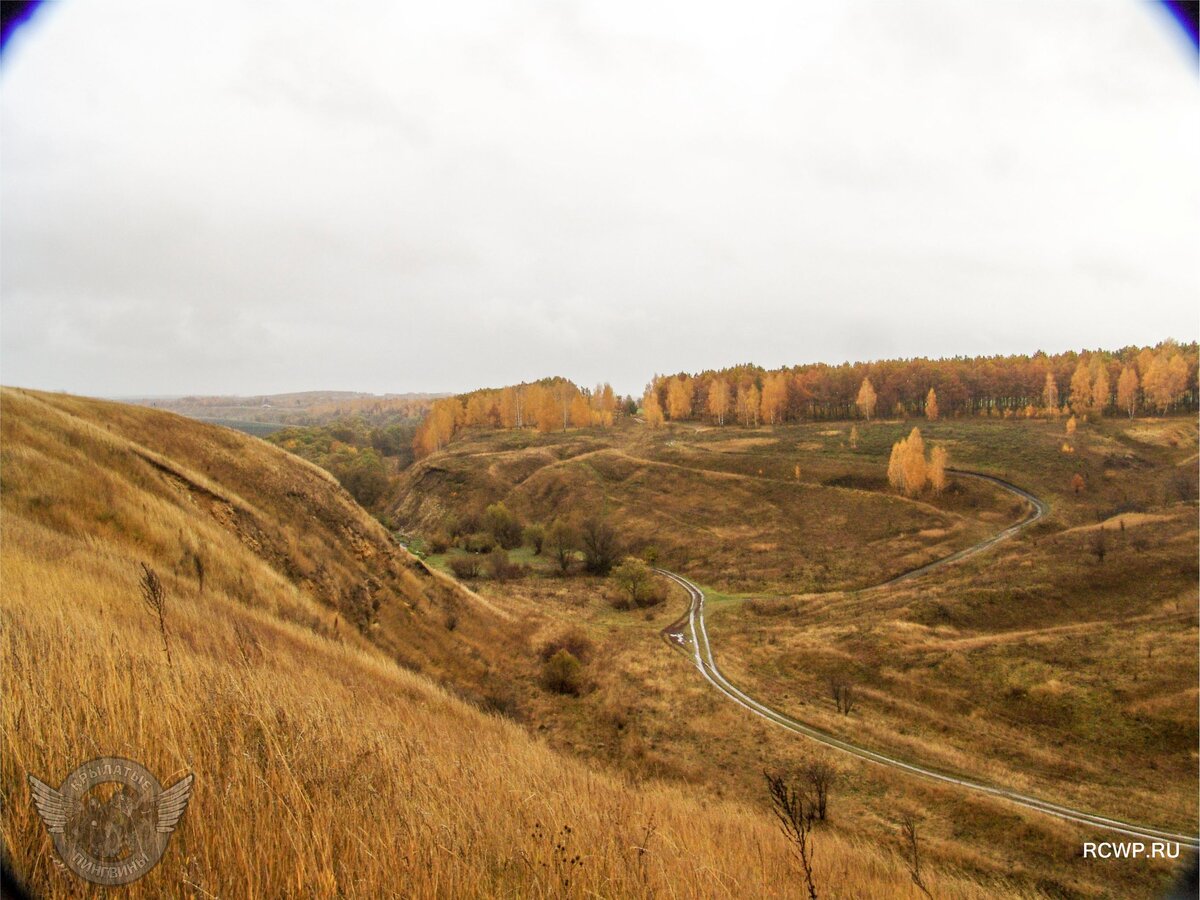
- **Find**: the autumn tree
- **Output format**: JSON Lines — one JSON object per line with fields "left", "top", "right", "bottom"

{"left": 1090, "top": 362, "right": 1110, "bottom": 416}
{"left": 1116, "top": 366, "right": 1139, "bottom": 419}
{"left": 902, "top": 428, "right": 927, "bottom": 495}
{"left": 707, "top": 378, "right": 731, "bottom": 425}
{"left": 580, "top": 517, "right": 621, "bottom": 575}
{"left": 643, "top": 389, "right": 665, "bottom": 428}
{"left": 547, "top": 519, "right": 577, "bottom": 573}
{"left": 413, "top": 398, "right": 460, "bottom": 458}
{"left": 569, "top": 393, "right": 592, "bottom": 428}
{"left": 555, "top": 380, "right": 576, "bottom": 430}
{"left": 887, "top": 440, "right": 904, "bottom": 492}
{"left": 464, "top": 392, "right": 497, "bottom": 427}
{"left": 1144, "top": 348, "right": 1190, "bottom": 413}
{"left": 924, "top": 388, "right": 938, "bottom": 421}
{"left": 856, "top": 377, "right": 877, "bottom": 420}
{"left": 737, "top": 383, "right": 761, "bottom": 426}
{"left": 1042, "top": 372, "right": 1059, "bottom": 414}
{"left": 611, "top": 557, "right": 663, "bottom": 608}
{"left": 499, "top": 385, "right": 524, "bottom": 428}
{"left": 590, "top": 383, "right": 617, "bottom": 427}
{"left": 666, "top": 376, "right": 693, "bottom": 420}
{"left": 484, "top": 502, "right": 523, "bottom": 549}
{"left": 1069, "top": 360, "right": 1092, "bottom": 416}
{"left": 929, "top": 445, "right": 948, "bottom": 494}
{"left": 888, "top": 428, "right": 928, "bottom": 497}
{"left": 760, "top": 373, "right": 788, "bottom": 425}
{"left": 523, "top": 523, "right": 546, "bottom": 554}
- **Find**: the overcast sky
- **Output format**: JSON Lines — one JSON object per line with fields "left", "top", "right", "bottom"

{"left": 1, "top": 1, "right": 1196, "bottom": 398}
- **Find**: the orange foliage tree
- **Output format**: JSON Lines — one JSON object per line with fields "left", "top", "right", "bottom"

{"left": 666, "top": 376, "right": 693, "bottom": 420}
{"left": 924, "top": 388, "right": 938, "bottom": 421}
{"left": 707, "top": 378, "right": 730, "bottom": 425}
{"left": 1116, "top": 366, "right": 1139, "bottom": 419}
{"left": 887, "top": 427, "right": 931, "bottom": 497}
{"left": 856, "top": 377, "right": 877, "bottom": 420}
{"left": 643, "top": 389, "right": 665, "bottom": 428}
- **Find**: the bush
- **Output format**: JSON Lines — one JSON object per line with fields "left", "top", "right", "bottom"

{"left": 485, "top": 502, "right": 523, "bottom": 550}
{"left": 449, "top": 509, "right": 481, "bottom": 538}
{"left": 461, "top": 531, "right": 497, "bottom": 554}
{"left": 427, "top": 532, "right": 451, "bottom": 554}
{"left": 547, "top": 519, "right": 578, "bottom": 574}
{"left": 448, "top": 554, "right": 481, "bottom": 579}
{"left": 581, "top": 517, "right": 621, "bottom": 575}
{"left": 332, "top": 449, "right": 389, "bottom": 508}
{"left": 541, "top": 650, "right": 583, "bottom": 695}
{"left": 523, "top": 523, "right": 546, "bottom": 554}
{"left": 538, "top": 627, "right": 595, "bottom": 664}
{"left": 611, "top": 558, "right": 665, "bottom": 609}
{"left": 486, "top": 547, "right": 521, "bottom": 580}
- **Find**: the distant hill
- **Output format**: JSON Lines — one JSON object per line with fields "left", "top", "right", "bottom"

{"left": 129, "top": 390, "right": 449, "bottom": 428}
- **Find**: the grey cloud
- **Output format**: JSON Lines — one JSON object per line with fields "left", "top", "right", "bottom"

{"left": 1, "top": 0, "right": 1195, "bottom": 398}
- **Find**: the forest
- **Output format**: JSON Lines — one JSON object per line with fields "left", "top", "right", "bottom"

{"left": 409, "top": 341, "right": 1196, "bottom": 460}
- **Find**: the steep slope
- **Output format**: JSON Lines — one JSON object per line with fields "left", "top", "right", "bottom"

{"left": 0, "top": 388, "right": 1018, "bottom": 898}
{"left": 0, "top": 389, "right": 520, "bottom": 701}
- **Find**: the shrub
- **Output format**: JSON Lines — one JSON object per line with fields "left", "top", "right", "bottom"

{"left": 611, "top": 558, "right": 665, "bottom": 609}
{"left": 427, "top": 532, "right": 450, "bottom": 554}
{"left": 523, "top": 523, "right": 546, "bottom": 554}
{"left": 538, "top": 627, "right": 594, "bottom": 664}
{"left": 541, "top": 650, "right": 583, "bottom": 695}
{"left": 462, "top": 531, "right": 497, "bottom": 554}
{"left": 485, "top": 502, "right": 523, "bottom": 550}
{"left": 448, "top": 554, "right": 481, "bottom": 579}
{"left": 547, "top": 519, "right": 578, "bottom": 574}
{"left": 486, "top": 547, "right": 520, "bottom": 580}
{"left": 581, "top": 517, "right": 621, "bottom": 575}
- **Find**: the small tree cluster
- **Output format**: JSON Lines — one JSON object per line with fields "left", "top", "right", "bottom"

{"left": 484, "top": 502, "right": 523, "bottom": 549}
{"left": 580, "top": 517, "right": 621, "bottom": 575}
{"left": 886, "top": 428, "right": 947, "bottom": 498}
{"left": 610, "top": 558, "right": 666, "bottom": 610}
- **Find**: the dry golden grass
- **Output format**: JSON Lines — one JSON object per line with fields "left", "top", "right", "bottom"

{"left": 399, "top": 415, "right": 1197, "bottom": 898}
{"left": 3, "top": 388, "right": 1036, "bottom": 898}
{"left": 393, "top": 427, "right": 1009, "bottom": 593}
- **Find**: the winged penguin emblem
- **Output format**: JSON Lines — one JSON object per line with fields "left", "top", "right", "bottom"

{"left": 29, "top": 773, "right": 194, "bottom": 835}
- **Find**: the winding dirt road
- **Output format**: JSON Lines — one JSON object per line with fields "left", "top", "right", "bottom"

{"left": 659, "top": 471, "right": 1199, "bottom": 848}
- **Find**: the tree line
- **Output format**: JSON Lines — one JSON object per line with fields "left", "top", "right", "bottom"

{"left": 414, "top": 378, "right": 631, "bottom": 458}
{"left": 641, "top": 341, "right": 1196, "bottom": 427}
{"left": 408, "top": 342, "right": 1196, "bottom": 458}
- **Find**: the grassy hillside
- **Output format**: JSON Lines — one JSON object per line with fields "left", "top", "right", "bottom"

{"left": 391, "top": 422, "right": 1018, "bottom": 592}
{"left": 390, "top": 412, "right": 1196, "bottom": 897}
{"left": 2, "top": 388, "right": 1032, "bottom": 898}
